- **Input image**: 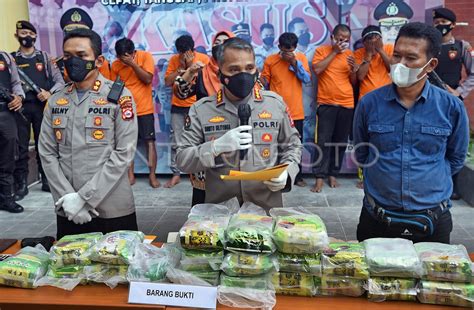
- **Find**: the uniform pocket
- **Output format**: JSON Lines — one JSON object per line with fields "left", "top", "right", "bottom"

{"left": 368, "top": 123, "right": 399, "bottom": 153}
{"left": 85, "top": 115, "right": 113, "bottom": 144}
{"left": 414, "top": 125, "right": 451, "bottom": 156}
{"left": 52, "top": 116, "right": 68, "bottom": 145}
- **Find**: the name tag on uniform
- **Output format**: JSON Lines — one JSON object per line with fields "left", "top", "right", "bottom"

{"left": 128, "top": 282, "right": 217, "bottom": 309}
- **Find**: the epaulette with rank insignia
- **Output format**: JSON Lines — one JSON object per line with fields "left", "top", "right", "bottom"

{"left": 216, "top": 89, "right": 224, "bottom": 106}
{"left": 91, "top": 80, "right": 101, "bottom": 92}
{"left": 253, "top": 87, "right": 263, "bottom": 102}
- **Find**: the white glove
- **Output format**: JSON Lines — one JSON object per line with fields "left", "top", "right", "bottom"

{"left": 263, "top": 170, "right": 288, "bottom": 192}
{"left": 71, "top": 206, "right": 100, "bottom": 225}
{"left": 55, "top": 193, "right": 86, "bottom": 220}
{"left": 212, "top": 125, "right": 252, "bottom": 156}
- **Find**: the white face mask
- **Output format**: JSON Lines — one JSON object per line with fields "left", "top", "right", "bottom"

{"left": 390, "top": 58, "right": 433, "bottom": 88}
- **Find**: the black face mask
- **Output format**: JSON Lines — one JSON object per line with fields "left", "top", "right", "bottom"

{"left": 263, "top": 37, "right": 275, "bottom": 47}
{"left": 220, "top": 71, "right": 258, "bottom": 99}
{"left": 19, "top": 35, "right": 36, "bottom": 48}
{"left": 298, "top": 32, "right": 311, "bottom": 46}
{"left": 436, "top": 24, "right": 453, "bottom": 36}
{"left": 64, "top": 55, "right": 96, "bottom": 82}
{"left": 211, "top": 45, "right": 221, "bottom": 60}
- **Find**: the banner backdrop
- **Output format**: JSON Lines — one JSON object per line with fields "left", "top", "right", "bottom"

{"left": 29, "top": 0, "right": 443, "bottom": 174}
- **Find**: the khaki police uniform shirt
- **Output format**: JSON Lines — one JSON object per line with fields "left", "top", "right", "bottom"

{"left": 39, "top": 73, "right": 138, "bottom": 219}
{"left": 177, "top": 87, "right": 302, "bottom": 210}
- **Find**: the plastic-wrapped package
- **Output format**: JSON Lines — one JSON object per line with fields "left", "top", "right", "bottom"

{"left": 221, "top": 252, "right": 276, "bottom": 277}
{"left": 418, "top": 281, "right": 474, "bottom": 307}
{"left": 367, "top": 277, "right": 417, "bottom": 302}
{"left": 414, "top": 242, "right": 472, "bottom": 283}
{"left": 127, "top": 243, "right": 180, "bottom": 283}
{"left": 179, "top": 217, "right": 228, "bottom": 251}
{"left": 83, "top": 264, "right": 129, "bottom": 289}
{"left": 49, "top": 232, "right": 102, "bottom": 268}
{"left": 218, "top": 286, "right": 276, "bottom": 310}
{"left": 179, "top": 250, "right": 223, "bottom": 272}
{"left": 270, "top": 207, "right": 328, "bottom": 254}
{"left": 218, "top": 274, "right": 276, "bottom": 310}
{"left": 320, "top": 276, "right": 366, "bottom": 297}
{"left": 188, "top": 270, "right": 220, "bottom": 286}
{"left": 322, "top": 242, "right": 369, "bottom": 280}
{"left": 272, "top": 272, "right": 317, "bottom": 297}
{"left": 225, "top": 203, "right": 275, "bottom": 253}
{"left": 85, "top": 231, "right": 144, "bottom": 265}
{"left": 35, "top": 265, "right": 85, "bottom": 291}
{"left": 364, "top": 238, "right": 423, "bottom": 278}
{"left": 277, "top": 253, "right": 321, "bottom": 276}
{"left": 0, "top": 246, "right": 49, "bottom": 289}
{"left": 220, "top": 273, "right": 272, "bottom": 290}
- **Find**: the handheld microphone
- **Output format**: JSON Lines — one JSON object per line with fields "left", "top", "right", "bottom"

{"left": 238, "top": 103, "right": 252, "bottom": 160}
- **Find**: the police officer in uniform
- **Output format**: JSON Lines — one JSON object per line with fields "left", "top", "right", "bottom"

{"left": 433, "top": 8, "right": 474, "bottom": 200}
{"left": 177, "top": 38, "right": 302, "bottom": 210}
{"left": 12, "top": 21, "right": 65, "bottom": 199}
{"left": 56, "top": 8, "right": 112, "bottom": 80}
{"left": 0, "top": 50, "right": 25, "bottom": 213}
{"left": 39, "top": 29, "right": 139, "bottom": 239}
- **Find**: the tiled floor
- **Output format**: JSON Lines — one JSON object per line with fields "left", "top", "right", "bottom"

{"left": 1, "top": 176, "right": 473, "bottom": 252}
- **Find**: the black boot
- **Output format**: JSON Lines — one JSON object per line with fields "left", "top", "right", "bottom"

{"left": 1, "top": 184, "right": 24, "bottom": 213}
{"left": 41, "top": 174, "right": 50, "bottom": 192}
{"left": 14, "top": 175, "right": 28, "bottom": 201}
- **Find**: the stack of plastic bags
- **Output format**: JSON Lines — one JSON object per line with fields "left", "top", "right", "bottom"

{"left": 0, "top": 245, "right": 49, "bottom": 289}
{"left": 270, "top": 207, "right": 328, "bottom": 298}
{"left": 415, "top": 242, "right": 474, "bottom": 307}
{"left": 320, "top": 242, "right": 368, "bottom": 297}
{"left": 37, "top": 230, "right": 145, "bottom": 290}
{"left": 218, "top": 203, "right": 277, "bottom": 309}
{"left": 175, "top": 204, "right": 230, "bottom": 286}
{"left": 365, "top": 238, "right": 422, "bottom": 302}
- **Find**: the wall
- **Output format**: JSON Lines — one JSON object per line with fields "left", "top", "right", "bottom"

{"left": 0, "top": 0, "right": 29, "bottom": 52}
{"left": 445, "top": 0, "right": 474, "bottom": 129}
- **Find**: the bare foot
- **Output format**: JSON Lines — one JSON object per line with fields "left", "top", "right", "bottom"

{"left": 128, "top": 171, "right": 136, "bottom": 186}
{"left": 356, "top": 181, "right": 364, "bottom": 189}
{"left": 149, "top": 174, "right": 161, "bottom": 188}
{"left": 164, "top": 175, "right": 181, "bottom": 188}
{"left": 328, "top": 176, "right": 340, "bottom": 188}
{"left": 295, "top": 179, "right": 307, "bottom": 187}
{"left": 310, "top": 178, "right": 324, "bottom": 193}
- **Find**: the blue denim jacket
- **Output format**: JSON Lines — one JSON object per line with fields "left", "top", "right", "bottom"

{"left": 353, "top": 81, "right": 469, "bottom": 211}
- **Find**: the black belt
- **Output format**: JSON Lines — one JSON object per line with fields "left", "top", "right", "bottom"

{"left": 0, "top": 102, "right": 11, "bottom": 112}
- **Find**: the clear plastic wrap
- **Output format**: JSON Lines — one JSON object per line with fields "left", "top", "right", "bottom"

{"left": 85, "top": 230, "right": 144, "bottom": 265}
{"left": 320, "top": 276, "right": 366, "bottom": 297}
{"left": 218, "top": 273, "right": 276, "bottom": 310}
{"left": 414, "top": 242, "right": 472, "bottom": 283}
{"left": 277, "top": 252, "right": 321, "bottom": 276}
{"left": 418, "top": 281, "right": 474, "bottom": 307}
{"left": 221, "top": 252, "right": 277, "bottom": 277}
{"left": 179, "top": 249, "right": 223, "bottom": 272}
{"left": 364, "top": 238, "right": 423, "bottom": 278}
{"left": 179, "top": 213, "right": 230, "bottom": 251}
{"left": 166, "top": 267, "right": 213, "bottom": 287}
{"left": 35, "top": 265, "right": 85, "bottom": 291}
{"left": 225, "top": 203, "right": 275, "bottom": 253}
{"left": 367, "top": 277, "right": 418, "bottom": 302}
{"left": 322, "top": 242, "right": 369, "bottom": 280}
{"left": 270, "top": 207, "right": 328, "bottom": 254}
{"left": 127, "top": 243, "right": 180, "bottom": 283}
{"left": 83, "top": 264, "right": 129, "bottom": 289}
{"left": 49, "top": 232, "right": 102, "bottom": 268}
{"left": 0, "top": 245, "right": 49, "bottom": 289}
{"left": 272, "top": 272, "right": 317, "bottom": 297}
{"left": 188, "top": 270, "right": 221, "bottom": 286}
